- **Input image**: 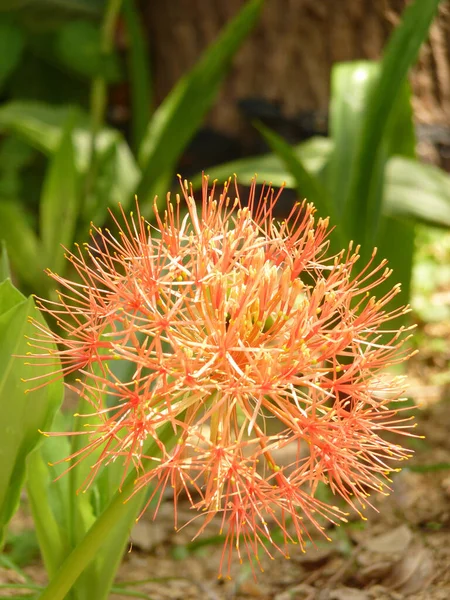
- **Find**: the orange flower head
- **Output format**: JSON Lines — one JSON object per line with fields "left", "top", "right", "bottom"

{"left": 28, "top": 176, "right": 416, "bottom": 576}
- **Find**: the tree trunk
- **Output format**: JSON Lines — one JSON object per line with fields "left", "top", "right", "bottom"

{"left": 141, "top": 0, "right": 450, "bottom": 166}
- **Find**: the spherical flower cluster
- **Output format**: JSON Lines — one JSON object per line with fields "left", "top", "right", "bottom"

{"left": 28, "top": 177, "right": 415, "bottom": 575}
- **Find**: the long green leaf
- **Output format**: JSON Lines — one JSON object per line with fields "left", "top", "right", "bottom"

{"left": 327, "top": 60, "right": 417, "bottom": 319}
{"left": 0, "top": 102, "right": 84, "bottom": 155}
{"left": 0, "top": 18, "right": 25, "bottom": 90}
{"left": 40, "top": 116, "right": 79, "bottom": 274}
{"left": 376, "top": 73, "right": 416, "bottom": 323}
{"left": 327, "top": 62, "right": 379, "bottom": 215}
{"left": 28, "top": 406, "right": 104, "bottom": 600}
{"left": 343, "top": 0, "right": 442, "bottom": 242}
{"left": 137, "top": 0, "right": 264, "bottom": 207}
{"left": 0, "top": 240, "right": 11, "bottom": 281}
{"left": 122, "top": 0, "right": 152, "bottom": 153}
{"left": 28, "top": 351, "right": 148, "bottom": 599}
{"left": 39, "top": 423, "right": 178, "bottom": 600}
{"left": 0, "top": 282, "right": 63, "bottom": 545}
{"left": 0, "top": 200, "right": 47, "bottom": 293}
{"left": 255, "top": 122, "right": 343, "bottom": 246}
{"left": 26, "top": 424, "right": 71, "bottom": 580}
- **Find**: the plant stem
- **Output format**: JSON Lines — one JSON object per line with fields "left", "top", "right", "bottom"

{"left": 39, "top": 424, "right": 176, "bottom": 600}
{"left": 84, "top": 0, "right": 123, "bottom": 208}
{"left": 91, "top": 0, "right": 122, "bottom": 135}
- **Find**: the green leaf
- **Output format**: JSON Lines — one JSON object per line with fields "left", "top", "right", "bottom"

{"left": 26, "top": 429, "right": 71, "bottom": 580}
{"left": 0, "top": 274, "right": 24, "bottom": 315}
{"left": 87, "top": 489, "right": 144, "bottom": 600}
{"left": 122, "top": 0, "right": 152, "bottom": 153}
{"left": 0, "top": 241, "right": 11, "bottom": 281}
{"left": 38, "top": 423, "right": 178, "bottom": 600}
{"left": 327, "top": 61, "right": 379, "bottom": 214}
{"left": 375, "top": 75, "right": 416, "bottom": 325}
{"left": 0, "top": 282, "right": 63, "bottom": 546}
{"left": 28, "top": 406, "right": 102, "bottom": 598}
{"left": 0, "top": 19, "right": 25, "bottom": 89}
{"left": 343, "top": 0, "right": 442, "bottom": 243}
{"left": 40, "top": 116, "right": 79, "bottom": 274}
{"left": 385, "top": 157, "right": 450, "bottom": 227}
{"left": 192, "top": 136, "right": 332, "bottom": 189}
{"left": 0, "top": 102, "right": 85, "bottom": 156}
{"left": 55, "top": 20, "right": 122, "bottom": 81}
{"left": 26, "top": 409, "right": 97, "bottom": 589}
{"left": 255, "top": 122, "right": 342, "bottom": 243}
{"left": 0, "top": 136, "right": 35, "bottom": 198}
{"left": 0, "top": 101, "right": 140, "bottom": 210}
{"left": 0, "top": 200, "right": 47, "bottom": 293}
{"left": 137, "top": 0, "right": 264, "bottom": 207}
{"left": 29, "top": 354, "right": 142, "bottom": 598}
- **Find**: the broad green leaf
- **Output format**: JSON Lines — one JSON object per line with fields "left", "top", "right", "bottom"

{"left": 40, "top": 116, "right": 79, "bottom": 274}
{"left": 0, "top": 102, "right": 85, "bottom": 155}
{"left": 0, "top": 200, "right": 47, "bottom": 293}
{"left": 383, "top": 82, "right": 416, "bottom": 160}
{"left": 327, "top": 59, "right": 417, "bottom": 321}
{"left": 385, "top": 157, "right": 450, "bottom": 227}
{"left": 327, "top": 62, "right": 378, "bottom": 215}
{"left": 137, "top": 0, "right": 265, "bottom": 207}
{"left": 343, "top": 0, "right": 442, "bottom": 242}
{"left": 0, "top": 283, "right": 63, "bottom": 545}
{"left": 0, "top": 241, "right": 11, "bottom": 281}
{"left": 192, "top": 136, "right": 332, "bottom": 189}
{"left": 0, "top": 276, "right": 23, "bottom": 315}
{"left": 122, "top": 0, "right": 152, "bottom": 153}
{"left": 56, "top": 20, "right": 122, "bottom": 81}
{"left": 376, "top": 215, "right": 414, "bottom": 320}
{"left": 327, "top": 62, "right": 415, "bottom": 246}
{"left": 0, "top": 101, "right": 140, "bottom": 209}
{"left": 375, "top": 78, "right": 416, "bottom": 322}
{"left": 0, "top": 19, "right": 25, "bottom": 89}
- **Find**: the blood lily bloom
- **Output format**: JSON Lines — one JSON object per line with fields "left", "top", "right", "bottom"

{"left": 28, "top": 176, "right": 416, "bottom": 575}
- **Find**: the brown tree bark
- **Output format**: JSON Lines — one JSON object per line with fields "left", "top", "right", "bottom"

{"left": 141, "top": 0, "right": 450, "bottom": 162}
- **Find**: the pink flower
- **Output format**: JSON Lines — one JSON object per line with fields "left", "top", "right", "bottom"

{"left": 28, "top": 176, "right": 416, "bottom": 576}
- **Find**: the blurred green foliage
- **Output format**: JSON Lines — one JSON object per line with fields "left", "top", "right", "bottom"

{"left": 0, "top": 0, "right": 264, "bottom": 298}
